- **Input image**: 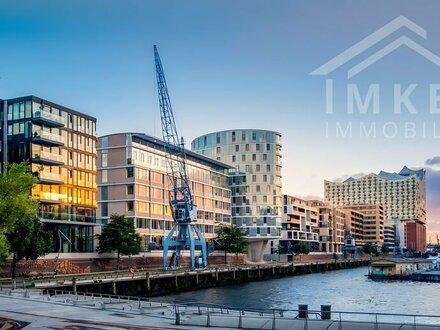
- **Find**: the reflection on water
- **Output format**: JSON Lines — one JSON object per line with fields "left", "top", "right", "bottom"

{"left": 155, "top": 267, "right": 440, "bottom": 315}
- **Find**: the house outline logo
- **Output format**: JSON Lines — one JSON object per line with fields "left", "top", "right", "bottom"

{"left": 310, "top": 16, "right": 440, "bottom": 79}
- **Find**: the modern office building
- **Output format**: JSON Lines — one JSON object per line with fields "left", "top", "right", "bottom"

{"left": 97, "top": 133, "right": 232, "bottom": 249}
{"left": 275, "top": 195, "right": 319, "bottom": 255}
{"left": 324, "top": 167, "right": 426, "bottom": 250}
{"left": 341, "top": 204, "right": 384, "bottom": 244}
{"left": 0, "top": 96, "right": 97, "bottom": 252}
{"left": 191, "top": 129, "right": 282, "bottom": 261}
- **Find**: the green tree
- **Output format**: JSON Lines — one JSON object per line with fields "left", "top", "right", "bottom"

{"left": 363, "top": 242, "right": 379, "bottom": 256}
{"left": 0, "top": 163, "right": 39, "bottom": 266}
{"left": 97, "top": 214, "right": 142, "bottom": 270}
{"left": 381, "top": 244, "right": 390, "bottom": 254}
{"left": 6, "top": 216, "right": 52, "bottom": 279}
{"left": 291, "top": 241, "right": 310, "bottom": 261}
{"left": 216, "top": 225, "right": 248, "bottom": 264}
{"left": 274, "top": 244, "right": 286, "bottom": 262}
{"left": 0, "top": 163, "right": 38, "bottom": 229}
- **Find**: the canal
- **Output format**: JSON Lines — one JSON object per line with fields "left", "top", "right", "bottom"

{"left": 154, "top": 266, "right": 440, "bottom": 315}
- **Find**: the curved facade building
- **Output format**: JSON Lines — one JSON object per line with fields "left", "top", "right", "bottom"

{"left": 191, "top": 129, "right": 282, "bottom": 261}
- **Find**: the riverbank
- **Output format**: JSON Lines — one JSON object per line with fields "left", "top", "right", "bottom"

{"left": 40, "top": 259, "right": 369, "bottom": 297}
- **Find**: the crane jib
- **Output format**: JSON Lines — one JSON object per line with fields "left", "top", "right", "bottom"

{"left": 154, "top": 45, "right": 208, "bottom": 271}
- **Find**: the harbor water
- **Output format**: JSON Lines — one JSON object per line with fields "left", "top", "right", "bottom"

{"left": 155, "top": 266, "right": 440, "bottom": 316}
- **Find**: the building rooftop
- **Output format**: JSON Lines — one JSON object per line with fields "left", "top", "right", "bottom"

{"left": 99, "top": 132, "right": 234, "bottom": 171}
{"left": 1, "top": 95, "right": 97, "bottom": 121}
{"left": 339, "top": 166, "right": 425, "bottom": 183}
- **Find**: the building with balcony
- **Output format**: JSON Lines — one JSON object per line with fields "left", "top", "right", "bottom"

{"left": 308, "top": 200, "right": 345, "bottom": 253}
{"left": 97, "top": 133, "right": 231, "bottom": 250}
{"left": 341, "top": 204, "right": 384, "bottom": 244}
{"left": 191, "top": 129, "right": 282, "bottom": 261}
{"left": 324, "top": 167, "right": 426, "bottom": 251}
{"left": 274, "top": 195, "right": 319, "bottom": 256}
{"left": 0, "top": 96, "right": 97, "bottom": 253}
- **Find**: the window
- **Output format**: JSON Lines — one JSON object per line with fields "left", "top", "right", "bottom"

{"left": 242, "top": 132, "right": 246, "bottom": 141}
{"left": 101, "top": 202, "right": 108, "bottom": 217}
{"left": 101, "top": 151, "right": 108, "bottom": 167}
{"left": 232, "top": 131, "right": 236, "bottom": 142}
{"left": 235, "top": 145, "right": 239, "bottom": 152}
{"left": 101, "top": 186, "right": 108, "bottom": 200}
{"left": 252, "top": 154, "right": 256, "bottom": 161}
{"left": 267, "top": 144, "right": 271, "bottom": 151}
{"left": 216, "top": 133, "right": 221, "bottom": 144}
{"left": 263, "top": 175, "right": 267, "bottom": 182}
{"left": 127, "top": 201, "right": 134, "bottom": 211}
{"left": 245, "top": 144, "right": 249, "bottom": 151}
{"left": 256, "top": 164, "right": 260, "bottom": 172}
{"left": 267, "top": 164, "right": 271, "bottom": 171}
{"left": 232, "top": 155, "right": 236, "bottom": 162}
{"left": 252, "top": 131, "right": 257, "bottom": 140}
{"left": 101, "top": 170, "right": 108, "bottom": 183}
{"left": 127, "top": 167, "right": 134, "bottom": 178}
{"left": 101, "top": 137, "right": 109, "bottom": 149}
{"left": 127, "top": 184, "right": 134, "bottom": 195}
{"left": 256, "top": 185, "right": 260, "bottom": 193}
{"left": 256, "top": 144, "right": 260, "bottom": 151}
{"left": 242, "top": 155, "right": 246, "bottom": 161}
{"left": 263, "top": 154, "right": 267, "bottom": 161}
{"left": 216, "top": 147, "right": 221, "bottom": 154}
{"left": 252, "top": 175, "right": 256, "bottom": 183}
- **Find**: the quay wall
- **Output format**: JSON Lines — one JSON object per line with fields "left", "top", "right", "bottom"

{"left": 50, "top": 259, "right": 369, "bottom": 297}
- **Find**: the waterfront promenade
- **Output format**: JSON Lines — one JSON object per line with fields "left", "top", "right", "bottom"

{"left": 1, "top": 288, "right": 440, "bottom": 329}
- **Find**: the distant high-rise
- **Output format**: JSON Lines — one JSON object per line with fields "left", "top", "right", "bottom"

{"left": 191, "top": 129, "right": 282, "bottom": 261}
{"left": 325, "top": 167, "right": 426, "bottom": 223}
{"left": 0, "top": 96, "right": 97, "bottom": 253}
{"left": 324, "top": 167, "right": 426, "bottom": 251}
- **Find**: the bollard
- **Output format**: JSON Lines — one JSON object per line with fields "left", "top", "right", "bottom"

{"left": 207, "top": 310, "right": 211, "bottom": 327}
{"left": 72, "top": 277, "right": 77, "bottom": 295}
{"left": 321, "top": 305, "right": 331, "bottom": 320}
{"left": 298, "top": 304, "right": 308, "bottom": 319}
{"left": 272, "top": 309, "right": 276, "bottom": 330}
{"left": 238, "top": 311, "right": 242, "bottom": 328}
{"left": 175, "top": 312, "right": 181, "bottom": 325}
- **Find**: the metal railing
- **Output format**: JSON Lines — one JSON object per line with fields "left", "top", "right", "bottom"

{"left": 1, "top": 287, "right": 439, "bottom": 329}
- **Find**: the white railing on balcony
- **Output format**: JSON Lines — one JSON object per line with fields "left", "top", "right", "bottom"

{"left": 34, "top": 110, "right": 64, "bottom": 125}
{"left": 33, "top": 131, "right": 65, "bottom": 144}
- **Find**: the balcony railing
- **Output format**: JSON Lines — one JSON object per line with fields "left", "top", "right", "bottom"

{"left": 33, "top": 110, "right": 65, "bottom": 127}
{"left": 32, "top": 151, "right": 64, "bottom": 165}
{"left": 37, "top": 171, "right": 64, "bottom": 184}
{"left": 40, "top": 211, "right": 96, "bottom": 223}
{"left": 32, "top": 131, "right": 65, "bottom": 146}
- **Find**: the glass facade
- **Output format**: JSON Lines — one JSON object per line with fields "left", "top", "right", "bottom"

{"left": 0, "top": 96, "right": 97, "bottom": 253}
{"left": 191, "top": 129, "right": 282, "bottom": 242}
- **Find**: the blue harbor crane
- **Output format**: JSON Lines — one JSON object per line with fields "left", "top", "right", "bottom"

{"left": 154, "top": 45, "right": 208, "bottom": 271}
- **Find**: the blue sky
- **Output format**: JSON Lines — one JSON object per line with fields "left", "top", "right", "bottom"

{"left": 1, "top": 0, "right": 440, "bottom": 237}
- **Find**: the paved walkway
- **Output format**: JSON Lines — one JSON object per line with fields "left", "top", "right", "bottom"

{"left": 0, "top": 294, "right": 234, "bottom": 329}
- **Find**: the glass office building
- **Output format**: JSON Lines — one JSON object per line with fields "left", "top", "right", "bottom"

{"left": 191, "top": 129, "right": 282, "bottom": 261}
{"left": 0, "top": 96, "right": 97, "bottom": 253}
